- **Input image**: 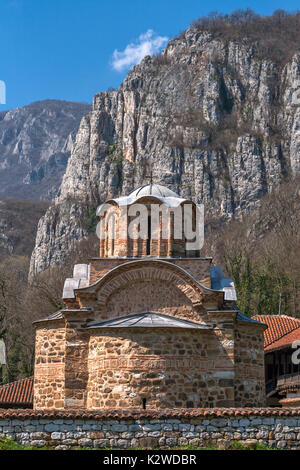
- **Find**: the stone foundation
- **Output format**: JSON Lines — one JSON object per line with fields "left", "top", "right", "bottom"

{"left": 1, "top": 409, "right": 300, "bottom": 450}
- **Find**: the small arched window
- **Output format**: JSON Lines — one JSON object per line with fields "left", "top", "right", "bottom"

{"left": 146, "top": 216, "right": 151, "bottom": 255}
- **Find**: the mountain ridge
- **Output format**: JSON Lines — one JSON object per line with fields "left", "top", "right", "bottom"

{"left": 26, "top": 13, "right": 300, "bottom": 274}
{"left": 0, "top": 99, "right": 91, "bottom": 201}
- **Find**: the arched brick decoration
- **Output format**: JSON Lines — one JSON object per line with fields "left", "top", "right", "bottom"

{"left": 104, "top": 279, "right": 197, "bottom": 322}
{"left": 76, "top": 260, "right": 222, "bottom": 310}
{"left": 97, "top": 266, "right": 202, "bottom": 307}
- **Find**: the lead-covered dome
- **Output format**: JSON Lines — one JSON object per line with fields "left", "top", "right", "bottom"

{"left": 98, "top": 184, "right": 188, "bottom": 211}
{"left": 129, "top": 184, "right": 180, "bottom": 198}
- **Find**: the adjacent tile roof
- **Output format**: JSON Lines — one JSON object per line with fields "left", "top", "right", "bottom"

{"left": 0, "top": 376, "right": 33, "bottom": 408}
{"left": 253, "top": 315, "right": 300, "bottom": 351}
{"left": 0, "top": 408, "right": 299, "bottom": 419}
{"left": 264, "top": 328, "right": 300, "bottom": 352}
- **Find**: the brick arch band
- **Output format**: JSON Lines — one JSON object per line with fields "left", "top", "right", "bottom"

{"left": 97, "top": 266, "right": 201, "bottom": 307}
{"left": 77, "top": 260, "right": 221, "bottom": 308}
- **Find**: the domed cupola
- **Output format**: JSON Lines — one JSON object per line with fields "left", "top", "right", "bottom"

{"left": 129, "top": 183, "right": 180, "bottom": 199}
{"left": 96, "top": 184, "right": 201, "bottom": 259}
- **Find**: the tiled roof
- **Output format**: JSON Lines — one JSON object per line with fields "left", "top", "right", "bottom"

{"left": 0, "top": 376, "right": 33, "bottom": 407}
{"left": 265, "top": 328, "right": 300, "bottom": 352}
{"left": 0, "top": 408, "right": 299, "bottom": 419}
{"left": 253, "top": 315, "right": 300, "bottom": 350}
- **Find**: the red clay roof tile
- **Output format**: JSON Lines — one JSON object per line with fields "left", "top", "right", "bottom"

{"left": 253, "top": 314, "right": 300, "bottom": 349}
{"left": 0, "top": 376, "right": 33, "bottom": 407}
{"left": 265, "top": 328, "right": 300, "bottom": 351}
{"left": 0, "top": 408, "right": 299, "bottom": 419}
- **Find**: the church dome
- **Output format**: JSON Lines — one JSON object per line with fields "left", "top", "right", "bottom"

{"left": 96, "top": 182, "right": 196, "bottom": 258}
{"left": 98, "top": 183, "right": 187, "bottom": 211}
{"left": 129, "top": 184, "right": 180, "bottom": 199}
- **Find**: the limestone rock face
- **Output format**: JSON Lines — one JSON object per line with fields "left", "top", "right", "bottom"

{"left": 30, "top": 29, "right": 300, "bottom": 274}
{"left": 0, "top": 100, "right": 91, "bottom": 200}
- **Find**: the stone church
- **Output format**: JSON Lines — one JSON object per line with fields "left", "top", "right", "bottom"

{"left": 33, "top": 184, "right": 266, "bottom": 410}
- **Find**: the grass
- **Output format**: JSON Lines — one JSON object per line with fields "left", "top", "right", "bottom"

{"left": 230, "top": 441, "right": 274, "bottom": 451}
{"left": 0, "top": 437, "right": 51, "bottom": 451}
{"left": 0, "top": 438, "right": 276, "bottom": 451}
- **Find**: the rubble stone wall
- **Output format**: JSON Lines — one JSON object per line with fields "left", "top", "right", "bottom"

{"left": 234, "top": 324, "right": 266, "bottom": 407}
{"left": 33, "top": 318, "right": 266, "bottom": 410}
{"left": 33, "top": 322, "right": 66, "bottom": 409}
{"left": 86, "top": 327, "right": 236, "bottom": 409}
{"left": 0, "top": 409, "right": 300, "bottom": 450}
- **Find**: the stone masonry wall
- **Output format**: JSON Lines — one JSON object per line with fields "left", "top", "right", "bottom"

{"left": 234, "top": 324, "right": 266, "bottom": 407}
{"left": 86, "top": 327, "right": 236, "bottom": 409}
{"left": 1, "top": 409, "right": 300, "bottom": 450}
{"left": 34, "top": 315, "right": 265, "bottom": 410}
{"left": 33, "top": 322, "right": 66, "bottom": 409}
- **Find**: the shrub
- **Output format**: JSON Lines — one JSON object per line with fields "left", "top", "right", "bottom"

{"left": 191, "top": 9, "right": 300, "bottom": 66}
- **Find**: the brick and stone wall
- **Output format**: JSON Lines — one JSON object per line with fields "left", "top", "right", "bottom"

{"left": 103, "top": 280, "right": 199, "bottom": 322}
{"left": 33, "top": 314, "right": 266, "bottom": 410}
{"left": 234, "top": 324, "right": 266, "bottom": 407}
{"left": 64, "top": 320, "right": 89, "bottom": 410}
{"left": 1, "top": 408, "right": 300, "bottom": 450}
{"left": 98, "top": 199, "right": 197, "bottom": 259}
{"left": 86, "top": 327, "right": 235, "bottom": 409}
{"left": 33, "top": 322, "right": 66, "bottom": 410}
{"left": 33, "top": 254, "right": 265, "bottom": 411}
{"left": 80, "top": 259, "right": 222, "bottom": 318}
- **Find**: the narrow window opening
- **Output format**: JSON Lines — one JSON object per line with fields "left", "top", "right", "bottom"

{"left": 146, "top": 215, "right": 151, "bottom": 255}
{"left": 205, "top": 401, "right": 213, "bottom": 408}
{"left": 142, "top": 398, "right": 147, "bottom": 409}
{"left": 111, "top": 217, "right": 115, "bottom": 256}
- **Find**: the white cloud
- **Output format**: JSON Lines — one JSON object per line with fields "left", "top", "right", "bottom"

{"left": 112, "top": 29, "right": 169, "bottom": 72}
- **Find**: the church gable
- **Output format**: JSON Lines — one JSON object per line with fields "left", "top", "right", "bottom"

{"left": 104, "top": 278, "right": 199, "bottom": 323}
{"left": 74, "top": 259, "right": 224, "bottom": 322}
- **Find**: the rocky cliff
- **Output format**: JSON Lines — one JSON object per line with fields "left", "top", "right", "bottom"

{"left": 30, "top": 24, "right": 300, "bottom": 275}
{"left": 0, "top": 100, "right": 91, "bottom": 200}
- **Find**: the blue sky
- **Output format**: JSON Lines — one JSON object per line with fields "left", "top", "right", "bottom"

{"left": 0, "top": 0, "right": 299, "bottom": 110}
